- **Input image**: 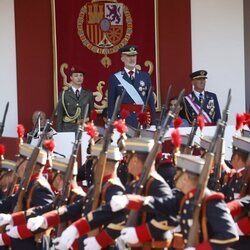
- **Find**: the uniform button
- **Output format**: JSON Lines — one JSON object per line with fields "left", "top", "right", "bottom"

{"left": 185, "top": 200, "right": 189, "bottom": 204}
{"left": 184, "top": 229, "right": 188, "bottom": 234}
{"left": 86, "top": 199, "right": 89, "bottom": 202}
{"left": 77, "top": 103, "right": 79, "bottom": 106}
{"left": 183, "top": 209, "right": 187, "bottom": 214}
{"left": 235, "top": 180, "right": 238, "bottom": 183}
{"left": 232, "top": 188, "right": 234, "bottom": 191}
{"left": 184, "top": 239, "right": 187, "bottom": 244}
{"left": 133, "top": 111, "right": 136, "bottom": 114}
{"left": 182, "top": 219, "right": 186, "bottom": 224}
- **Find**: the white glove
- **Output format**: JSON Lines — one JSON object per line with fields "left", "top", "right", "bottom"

{"left": 0, "top": 214, "right": 11, "bottom": 226}
{"left": 120, "top": 227, "right": 139, "bottom": 244}
{"left": 184, "top": 248, "right": 195, "bottom": 250}
{"left": 27, "top": 216, "right": 47, "bottom": 231}
{"left": 110, "top": 195, "right": 129, "bottom": 212}
{"left": 6, "top": 225, "right": 21, "bottom": 239}
{"left": 53, "top": 225, "right": 79, "bottom": 249}
{"left": 83, "top": 237, "right": 101, "bottom": 250}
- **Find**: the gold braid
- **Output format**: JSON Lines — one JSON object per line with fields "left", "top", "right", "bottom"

{"left": 62, "top": 90, "right": 81, "bottom": 122}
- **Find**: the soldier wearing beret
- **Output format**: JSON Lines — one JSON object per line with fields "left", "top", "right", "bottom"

{"left": 57, "top": 67, "right": 94, "bottom": 132}
{"left": 108, "top": 45, "right": 156, "bottom": 128}
{"left": 183, "top": 70, "right": 221, "bottom": 125}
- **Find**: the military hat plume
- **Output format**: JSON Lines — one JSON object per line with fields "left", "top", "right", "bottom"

{"left": 190, "top": 70, "right": 207, "bottom": 80}
{"left": 119, "top": 44, "right": 138, "bottom": 55}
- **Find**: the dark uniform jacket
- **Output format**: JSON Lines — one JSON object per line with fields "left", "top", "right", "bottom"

{"left": 135, "top": 188, "right": 239, "bottom": 250}
{"left": 108, "top": 69, "right": 156, "bottom": 128}
{"left": 71, "top": 171, "right": 173, "bottom": 248}
{"left": 57, "top": 87, "right": 94, "bottom": 132}
{"left": 184, "top": 91, "right": 221, "bottom": 125}
{"left": 0, "top": 174, "right": 55, "bottom": 250}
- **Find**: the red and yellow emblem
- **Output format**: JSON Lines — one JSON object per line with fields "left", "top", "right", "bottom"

{"left": 77, "top": 0, "right": 133, "bottom": 68}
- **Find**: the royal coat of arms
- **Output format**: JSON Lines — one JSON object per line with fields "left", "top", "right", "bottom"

{"left": 77, "top": 0, "right": 133, "bottom": 68}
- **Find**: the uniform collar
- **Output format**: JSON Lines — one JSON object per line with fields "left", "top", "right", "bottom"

{"left": 193, "top": 90, "right": 205, "bottom": 100}
{"left": 72, "top": 86, "right": 82, "bottom": 94}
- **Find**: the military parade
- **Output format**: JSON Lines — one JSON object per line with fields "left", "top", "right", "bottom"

{"left": 0, "top": 41, "right": 249, "bottom": 250}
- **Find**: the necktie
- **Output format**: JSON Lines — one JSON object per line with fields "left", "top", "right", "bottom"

{"left": 128, "top": 70, "right": 134, "bottom": 81}
{"left": 75, "top": 89, "right": 80, "bottom": 99}
{"left": 199, "top": 93, "right": 203, "bottom": 103}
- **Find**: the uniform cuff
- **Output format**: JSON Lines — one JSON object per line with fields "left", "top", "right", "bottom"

{"left": 12, "top": 211, "right": 26, "bottom": 226}
{"left": 96, "top": 230, "right": 114, "bottom": 247}
{"left": 44, "top": 211, "right": 60, "bottom": 227}
{"left": 196, "top": 241, "right": 212, "bottom": 250}
{"left": 2, "top": 233, "right": 11, "bottom": 246}
{"left": 73, "top": 218, "right": 90, "bottom": 237}
{"left": 126, "top": 194, "right": 144, "bottom": 210}
{"left": 227, "top": 200, "right": 241, "bottom": 217}
{"left": 17, "top": 224, "right": 33, "bottom": 239}
{"left": 136, "top": 224, "right": 152, "bottom": 243}
{"left": 238, "top": 217, "right": 250, "bottom": 235}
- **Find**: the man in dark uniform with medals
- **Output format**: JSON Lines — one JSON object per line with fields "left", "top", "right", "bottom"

{"left": 183, "top": 70, "right": 221, "bottom": 125}
{"left": 108, "top": 45, "right": 156, "bottom": 128}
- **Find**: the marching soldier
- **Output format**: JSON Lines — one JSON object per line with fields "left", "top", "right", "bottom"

{"left": 57, "top": 67, "right": 94, "bottom": 132}
{"left": 0, "top": 143, "right": 55, "bottom": 250}
{"left": 0, "top": 157, "right": 85, "bottom": 248}
{"left": 220, "top": 135, "right": 249, "bottom": 202}
{"left": 26, "top": 144, "right": 125, "bottom": 249}
{"left": 110, "top": 153, "right": 239, "bottom": 249}
{"left": 183, "top": 70, "right": 221, "bottom": 125}
{"left": 108, "top": 45, "right": 156, "bottom": 128}
{"left": 0, "top": 156, "right": 17, "bottom": 199}
{"left": 49, "top": 137, "right": 173, "bottom": 249}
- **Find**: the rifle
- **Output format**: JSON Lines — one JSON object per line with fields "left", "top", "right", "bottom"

{"left": 135, "top": 86, "right": 152, "bottom": 137}
{"left": 26, "top": 112, "right": 41, "bottom": 144}
{"left": 186, "top": 89, "right": 232, "bottom": 247}
{"left": 182, "top": 99, "right": 205, "bottom": 154}
{"left": 91, "top": 90, "right": 126, "bottom": 210}
{"left": 0, "top": 102, "right": 9, "bottom": 137}
{"left": 157, "top": 84, "right": 172, "bottom": 129}
{"left": 57, "top": 104, "right": 88, "bottom": 207}
{"left": 13, "top": 103, "right": 58, "bottom": 212}
{"left": 153, "top": 84, "right": 172, "bottom": 141}
{"left": 54, "top": 104, "right": 88, "bottom": 236}
{"left": 125, "top": 89, "right": 185, "bottom": 227}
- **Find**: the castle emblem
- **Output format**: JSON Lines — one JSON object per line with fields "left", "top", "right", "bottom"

{"left": 77, "top": 0, "right": 133, "bottom": 68}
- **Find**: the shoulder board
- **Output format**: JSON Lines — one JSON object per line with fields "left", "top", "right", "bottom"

{"left": 108, "top": 178, "right": 125, "bottom": 190}
{"left": 205, "top": 191, "right": 225, "bottom": 202}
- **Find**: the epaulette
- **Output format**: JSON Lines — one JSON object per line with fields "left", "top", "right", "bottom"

{"left": 71, "top": 186, "right": 86, "bottom": 197}
{"left": 108, "top": 177, "right": 125, "bottom": 190}
{"left": 204, "top": 191, "right": 225, "bottom": 202}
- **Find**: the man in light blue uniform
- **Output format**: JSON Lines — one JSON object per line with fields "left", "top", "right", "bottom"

{"left": 108, "top": 45, "right": 156, "bottom": 128}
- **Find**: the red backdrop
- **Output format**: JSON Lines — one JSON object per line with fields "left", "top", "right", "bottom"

{"left": 54, "top": 0, "right": 159, "bottom": 111}
{"left": 13, "top": 0, "right": 192, "bottom": 135}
